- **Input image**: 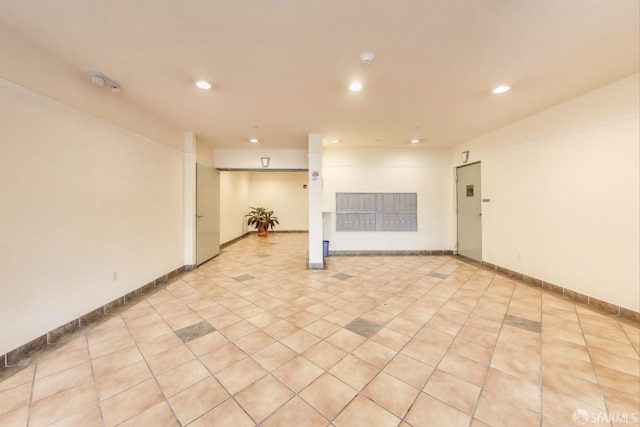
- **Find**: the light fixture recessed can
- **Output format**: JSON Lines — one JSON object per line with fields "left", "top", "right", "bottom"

{"left": 410, "top": 139, "right": 420, "bottom": 144}
{"left": 349, "top": 82, "right": 363, "bottom": 91}
{"left": 196, "top": 81, "right": 212, "bottom": 90}
{"left": 331, "top": 139, "right": 340, "bottom": 144}
{"left": 249, "top": 138, "right": 259, "bottom": 143}
{"left": 492, "top": 85, "right": 510, "bottom": 94}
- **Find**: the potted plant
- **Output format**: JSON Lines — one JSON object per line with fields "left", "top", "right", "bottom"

{"left": 245, "top": 207, "right": 279, "bottom": 236}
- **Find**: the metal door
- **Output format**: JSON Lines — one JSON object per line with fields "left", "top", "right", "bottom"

{"left": 196, "top": 163, "right": 220, "bottom": 265}
{"left": 457, "top": 162, "right": 482, "bottom": 261}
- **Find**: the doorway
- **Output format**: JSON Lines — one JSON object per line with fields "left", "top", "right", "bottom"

{"left": 196, "top": 163, "right": 220, "bottom": 265}
{"left": 456, "top": 162, "right": 482, "bottom": 261}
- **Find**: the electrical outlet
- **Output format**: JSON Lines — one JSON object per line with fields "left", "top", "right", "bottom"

{"left": 113, "top": 271, "right": 118, "bottom": 281}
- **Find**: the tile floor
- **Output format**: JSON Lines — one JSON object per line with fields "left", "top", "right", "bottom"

{"left": 0, "top": 233, "right": 638, "bottom": 426}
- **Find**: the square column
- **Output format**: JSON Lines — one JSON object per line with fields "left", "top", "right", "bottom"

{"left": 308, "top": 134, "right": 323, "bottom": 269}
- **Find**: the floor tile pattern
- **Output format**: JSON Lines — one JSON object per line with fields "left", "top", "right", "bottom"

{"left": 0, "top": 233, "right": 638, "bottom": 426}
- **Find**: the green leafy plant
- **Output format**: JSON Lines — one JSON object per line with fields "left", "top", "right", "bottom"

{"left": 245, "top": 207, "right": 279, "bottom": 233}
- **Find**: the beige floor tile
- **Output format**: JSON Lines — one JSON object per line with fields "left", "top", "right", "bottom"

{"left": 156, "top": 359, "right": 210, "bottom": 397}
{"left": 304, "top": 318, "right": 342, "bottom": 339}
{"left": 299, "top": 373, "right": 357, "bottom": 420}
{"left": 448, "top": 336, "right": 494, "bottom": 365}
{"left": 186, "top": 330, "right": 229, "bottom": 356}
{"left": 541, "top": 336, "right": 591, "bottom": 362}
{"left": 483, "top": 367, "right": 540, "bottom": 411}
{"left": 0, "top": 406, "right": 28, "bottom": 426}
{"left": 405, "top": 392, "right": 470, "bottom": 427}
{"left": 542, "top": 387, "right": 610, "bottom": 427}
{"left": 101, "top": 379, "right": 164, "bottom": 427}
{"left": 199, "top": 342, "right": 246, "bottom": 373}
{"left": 145, "top": 344, "right": 195, "bottom": 375}
{"left": 491, "top": 345, "right": 541, "bottom": 384}
{"left": 542, "top": 351, "right": 597, "bottom": 383}
{"left": 136, "top": 332, "right": 183, "bottom": 359}
{"left": 437, "top": 352, "right": 488, "bottom": 386}
{"left": 475, "top": 389, "right": 540, "bottom": 427}
{"left": 253, "top": 341, "right": 298, "bottom": 371}
{"left": 371, "top": 327, "right": 412, "bottom": 351}
{"left": 92, "top": 345, "right": 143, "bottom": 377}
{"left": 281, "top": 329, "right": 322, "bottom": 353}
{"left": 129, "top": 322, "right": 174, "bottom": 342}
{"left": 48, "top": 405, "right": 103, "bottom": 427}
{"left": 333, "top": 394, "right": 400, "bottom": 427}
{"left": 352, "top": 340, "right": 396, "bottom": 368}
{"left": 206, "top": 312, "right": 242, "bottom": 329}
{"left": 235, "top": 375, "right": 294, "bottom": 423}
{"left": 215, "top": 357, "right": 268, "bottom": 395}
{"left": 386, "top": 317, "right": 422, "bottom": 336}
{"left": 0, "top": 382, "right": 31, "bottom": 418}
{"left": 423, "top": 369, "right": 480, "bottom": 415}
{"left": 588, "top": 348, "right": 640, "bottom": 377}
{"left": 234, "top": 330, "right": 275, "bottom": 354}
{"left": 189, "top": 398, "right": 254, "bottom": 427}
{"left": 303, "top": 341, "right": 347, "bottom": 370}
{"left": 95, "top": 359, "right": 152, "bottom": 400}
{"left": 325, "top": 328, "right": 366, "bottom": 352}
{"left": 219, "top": 320, "right": 259, "bottom": 340}
{"left": 274, "top": 356, "right": 323, "bottom": 392}
{"left": 263, "top": 319, "right": 300, "bottom": 340}
{"left": 363, "top": 371, "right": 420, "bottom": 417}
{"left": 0, "top": 365, "right": 35, "bottom": 393}
{"left": 329, "top": 354, "right": 379, "bottom": 391}
{"left": 593, "top": 365, "right": 639, "bottom": 396}
{"left": 261, "top": 396, "right": 327, "bottom": 427}
{"left": 246, "top": 311, "right": 280, "bottom": 328}
{"left": 600, "top": 385, "right": 640, "bottom": 420}
{"left": 542, "top": 368, "right": 605, "bottom": 409}
{"left": 383, "top": 353, "right": 434, "bottom": 389}
{"left": 29, "top": 380, "right": 97, "bottom": 427}
{"left": 401, "top": 339, "right": 447, "bottom": 367}
{"left": 35, "top": 347, "right": 90, "bottom": 379}
{"left": 168, "top": 377, "right": 229, "bottom": 425}
{"left": 32, "top": 362, "right": 93, "bottom": 402}
{"left": 89, "top": 334, "right": 136, "bottom": 359}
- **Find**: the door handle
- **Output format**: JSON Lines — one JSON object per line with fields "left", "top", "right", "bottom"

{"left": 196, "top": 215, "right": 204, "bottom": 219}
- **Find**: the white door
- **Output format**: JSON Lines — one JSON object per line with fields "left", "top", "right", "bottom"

{"left": 457, "top": 162, "right": 482, "bottom": 261}
{"left": 196, "top": 163, "right": 220, "bottom": 265}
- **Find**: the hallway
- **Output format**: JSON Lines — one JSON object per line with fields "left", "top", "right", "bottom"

{"left": 0, "top": 233, "right": 638, "bottom": 426}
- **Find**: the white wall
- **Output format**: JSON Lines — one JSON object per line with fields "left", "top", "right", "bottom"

{"left": 219, "top": 171, "right": 251, "bottom": 243}
{"left": 323, "top": 148, "right": 454, "bottom": 251}
{"left": 0, "top": 80, "right": 184, "bottom": 355}
{"left": 214, "top": 149, "right": 308, "bottom": 170}
{"left": 455, "top": 74, "right": 639, "bottom": 312}
{"left": 248, "top": 172, "right": 309, "bottom": 231}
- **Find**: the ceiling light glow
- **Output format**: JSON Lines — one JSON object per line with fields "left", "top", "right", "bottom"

{"left": 196, "top": 81, "right": 212, "bottom": 90}
{"left": 331, "top": 139, "right": 340, "bottom": 144}
{"left": 249, "top": 138, "right": 259, "bottom": 143}
{"left": 349, "top": 82, "right": 363, "bottom": 91}
{"left": 410, "top": 139, "right": 420, "bottom": 144}
{"left": 492, "top": 85, "right": 510, "bottom": 94}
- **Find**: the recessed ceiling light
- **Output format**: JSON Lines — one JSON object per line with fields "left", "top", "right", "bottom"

{"left": 249, "top": 138, "right": 259, "bottom": 143}
{"left": 349, "top": 82, "right": 363, "bottom": 91}
{"left": 331, "top": 139, "right": 340, "bottom": 144}
{"left": 492, "top": 85, "right": 510, "bottom": 94}
{"left": 410, "top": 139, "right": 420, "bottom": 144}
{"left": 195, "top": 81, "right": 212, "bottom": 90}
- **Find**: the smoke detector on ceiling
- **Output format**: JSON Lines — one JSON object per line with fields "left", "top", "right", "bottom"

{"left": 90, "top": 72, "right": 120, "bottom": 93}
{"left": 360, "top": 52, "right": 375, "bottom": 66}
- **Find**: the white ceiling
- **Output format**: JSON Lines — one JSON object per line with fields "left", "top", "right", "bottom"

{"left": 0, "top": 0, "right": 637, "bottom": 150}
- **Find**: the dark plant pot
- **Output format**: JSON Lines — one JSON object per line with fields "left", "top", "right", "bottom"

{"left": 258, "top": 226, "right": 267, "bottom": 236}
